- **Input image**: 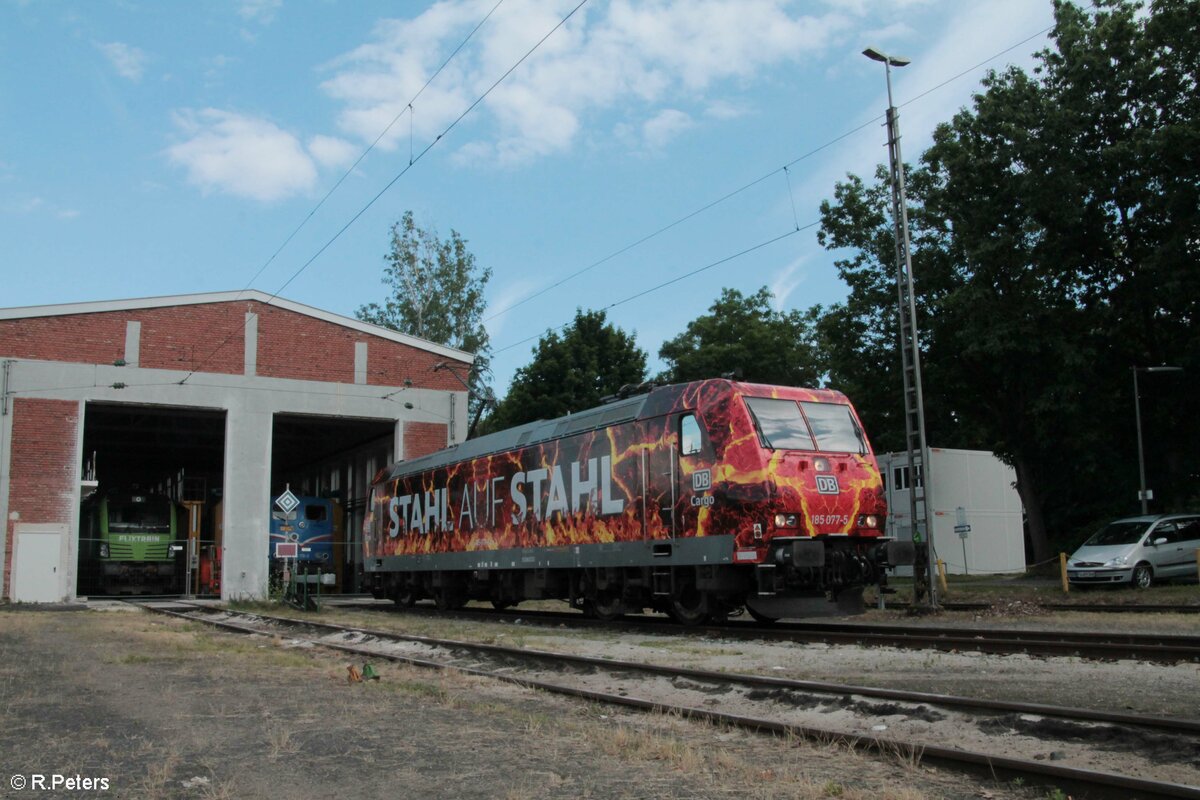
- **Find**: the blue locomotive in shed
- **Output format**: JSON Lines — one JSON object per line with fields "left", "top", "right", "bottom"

{"left": 269, "top": 494, "right": 336, "bottom": 566}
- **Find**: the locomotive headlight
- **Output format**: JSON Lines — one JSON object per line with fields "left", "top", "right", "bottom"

{"left": 99, "top": 543, "right": 109, "bottom": 558}
{"left": 813, "top": 457, "right": 832, "bottom": 473}
{"left": 856, "top": 514, "right": 881, "bottom": 529}
{"left": 773, "top": 513, "right": 800, "bottom": 529}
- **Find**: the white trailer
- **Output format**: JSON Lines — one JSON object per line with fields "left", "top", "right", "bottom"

{"left": 878, "top": 448, "right": 1025, "bottom": 575}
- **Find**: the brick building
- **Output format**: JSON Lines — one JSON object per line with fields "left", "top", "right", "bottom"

{"left": 0, "top": 291, "right": 471, "bottom": 602}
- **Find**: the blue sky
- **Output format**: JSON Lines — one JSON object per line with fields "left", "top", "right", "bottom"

{"left": 1, "top": 0, "right": 1057, "bottom": 395}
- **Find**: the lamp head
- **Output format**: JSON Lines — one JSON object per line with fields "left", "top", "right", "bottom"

{"left": 862, "top": 46, "right": 911, "bottom": 67}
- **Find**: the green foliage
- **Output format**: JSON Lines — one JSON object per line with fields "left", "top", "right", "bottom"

{"left": 818, "top": 0, "right": 1199, "bottom": 559}
{"left": 658, "top": 287, "right": 823, "bottom": 387}
{"left": 486, "top": 309, "right": 647, "bottom": 430}
{"left": 356, "top": 211, "right": 493, "bottom": 427}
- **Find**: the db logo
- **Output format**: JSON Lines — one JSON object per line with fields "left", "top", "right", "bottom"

{"left": 692, "top": 469, "right": 712, "bottom": 492}
{"left": 815, "top": 475, "right": 840, "bottom": 495}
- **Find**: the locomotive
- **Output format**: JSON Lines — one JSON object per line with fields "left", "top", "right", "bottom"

{"left": 81, "top": 490, "right": 180, "bottom": 594}
{"left": 269, "top": 495, "right": 336, "bottom": 566}
{"left": 362, "top": 379, "right": 913, "bottom": 623}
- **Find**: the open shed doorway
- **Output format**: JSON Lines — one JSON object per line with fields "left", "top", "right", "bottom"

{"left": 77, "top": 402, "right": 226, "bottom": 598}
{"left": 270, "top": 413, "right": 395, "bottom": 593}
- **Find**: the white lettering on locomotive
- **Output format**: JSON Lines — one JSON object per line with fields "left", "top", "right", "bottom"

{"left": 388, "top": 455, "right": 626, "bottom": 537}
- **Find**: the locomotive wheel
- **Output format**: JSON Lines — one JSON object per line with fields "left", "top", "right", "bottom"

{"left": 585, "top": 590, "right": 625, "bottom": 621}
{"left": 491, "top": 598, "right": 514, "bottom": 610}
{"left": 393, "top": 585, "right": 418, "bottom": 608}
{"left": 435, "top": 586, "right": 466, "bottom": 611}
{"left": 745, "top": 606, "right": 779, "bottom": 625}
{"left": 668, "top": 584, "right": 711, "bottom": 626}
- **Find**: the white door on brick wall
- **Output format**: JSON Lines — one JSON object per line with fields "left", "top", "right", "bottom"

{"left": 12, "top": 523, "right": 67, "bottom": 603}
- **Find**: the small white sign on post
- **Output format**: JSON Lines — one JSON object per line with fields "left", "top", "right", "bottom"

{"left": 955, "top": 506, "right": 971, "bottom": 575}
{"left": 275, "top": 488, "right": 300, "bottom": 515}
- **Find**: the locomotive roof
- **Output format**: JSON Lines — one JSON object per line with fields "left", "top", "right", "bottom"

{"left": 383, "top": 379, "right": 851, "bottom": 481}
{"left": 386, "top": 390, "right": 656, "bottom": 480}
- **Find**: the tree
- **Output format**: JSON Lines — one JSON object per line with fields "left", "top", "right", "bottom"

{"left": 356, "top": 211, "right": 493, "bottom": 433}
{"left": 658, "top": 287, "right": 823, "bottom": 387}
{"left": 818, "top": 0, "right": 1200, "bottom": 561}
{"left": 487, "top": 309, "right": 647, "bottom": 430}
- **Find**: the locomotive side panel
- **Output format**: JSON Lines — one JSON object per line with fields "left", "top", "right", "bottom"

{"left": 364, "top": 414, "right": 733, "bottom": 567}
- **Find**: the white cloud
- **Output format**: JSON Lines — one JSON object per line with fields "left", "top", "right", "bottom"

{"left": 703, "top": 100, "right": 746, "bottom": 120}
{"left": 2, "top": 196, "right": 79, "bottom": 219}
{"left": 97, "top": 41, "right": 146, "bottom": 81}
{"left": 167, "top": 109, "right": 317, "bottom": 202}
{"left": 238, "top": 0, "right": 281, "bottom": 24}
{"left": 485, "top": 277, "right": 543, "bottom": 338}
{"left": 770, "top": 257, "right": 807, "bottom": 310}
{"left": 307, "top": 135, "right": 359, "bottom": 169}
{"left": 320, "top": 0, "right": 854, "bottom": 166}
{"left": 642, "top": 109, "right": 693, "bottom": 149}
{"left": 862, "top": 22, "right": 916, "bottom": 44}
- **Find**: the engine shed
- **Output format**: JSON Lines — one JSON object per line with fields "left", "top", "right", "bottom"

{"left": 0, "top": 291, "right": 470, "bottom": 602}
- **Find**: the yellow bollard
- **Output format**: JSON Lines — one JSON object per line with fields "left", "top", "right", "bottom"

{"left": 1060, "top": 552, "right": 1069, "bottom": 593}
{"left": 936, "top": 559, "right": 949, "bottom": 595}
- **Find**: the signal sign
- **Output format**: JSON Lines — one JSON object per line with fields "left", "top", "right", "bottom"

{"left": 275, "top": 489, "right": 300, "bottom": 515}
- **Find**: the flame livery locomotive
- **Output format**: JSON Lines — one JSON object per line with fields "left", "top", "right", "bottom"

{"left": 362, "top": 379, "right": 913, "bottom": 623}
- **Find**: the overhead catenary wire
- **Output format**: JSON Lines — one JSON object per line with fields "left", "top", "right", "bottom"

{"left": 491, "top": 224, "right": 811, "bottom": 356}
{"left": 265, "top": 0, "right": 588, "bottom": 299}
{"left": 175, "top": 0, "right": 577, "bottom": 388}
{"left": 241, "top": 0, "right": 506, "bottom": 295}
{"left": 18, "top": 12, "right": 1061, "bottom": 400}
{"left": 481, "top": 17, "right": 1061, "bottom": 326}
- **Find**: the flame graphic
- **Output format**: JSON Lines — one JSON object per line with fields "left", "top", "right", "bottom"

{"left": 364, "top": 380, "right": 887, "bottom": 561}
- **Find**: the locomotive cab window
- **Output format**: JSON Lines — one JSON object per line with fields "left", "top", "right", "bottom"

{"left": 743, "top": 397, "right": 816, "bottom": 450}
{"left": 799, "top": 401, "right": 866, "bottom": 454}
{"left": 679, "top": 414, "right": 703, "bottom": 456}
{"left": 305, "top": 504, "right": 327, "bottom": 522}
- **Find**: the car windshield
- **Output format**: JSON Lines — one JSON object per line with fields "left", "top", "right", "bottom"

{"left": 1082, "top": 521, "right": 1148, "bottom": 547}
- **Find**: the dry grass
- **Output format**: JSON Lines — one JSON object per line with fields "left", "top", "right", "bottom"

{"left": 0, "top": 608, "right": 1040, "bottom": 800}
{"left": 133, "top": 745, "right": 181, "bottom": 800}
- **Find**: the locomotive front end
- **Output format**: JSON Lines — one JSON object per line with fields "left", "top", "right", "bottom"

{"left": 719, "top": 387, "right": 914, "bottom": 619}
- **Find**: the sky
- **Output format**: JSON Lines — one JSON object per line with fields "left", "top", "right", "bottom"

{"left": 1, "top": 0, "right": 1059, "bottom": 396}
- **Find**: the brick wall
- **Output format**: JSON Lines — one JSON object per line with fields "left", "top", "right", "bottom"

{"left": 0, "top": 300, "right": 464, "bottom": 390}
{"left": 404, "top": 422, "right": 449, "bottom": 460}
{"left": 4, "top": 398, "right": 78, "bottom": 599}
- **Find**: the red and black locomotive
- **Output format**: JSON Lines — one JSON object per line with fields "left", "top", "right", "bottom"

{"left": 362, "top": 379, "right": 913, "bottom": 623}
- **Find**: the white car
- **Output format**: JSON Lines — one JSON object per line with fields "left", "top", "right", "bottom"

{"left": 1067, "top": 514, "right": 1200, "bottom": 588}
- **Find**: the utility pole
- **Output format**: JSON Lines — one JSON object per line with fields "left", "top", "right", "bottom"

{"left": 863, "top": 46, "right": 938, "bottom": 609}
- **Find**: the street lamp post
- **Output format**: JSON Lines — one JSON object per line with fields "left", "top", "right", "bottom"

{"left": 1132, "top": 365, "right": 1183, "bottom": 514}
{"left": 863, "top": 46, "right": 938, "bottom": 609}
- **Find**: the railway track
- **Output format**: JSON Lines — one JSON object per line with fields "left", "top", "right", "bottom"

{"left": 333, "top": 601, "right": 1200, "bottom": 663}
{"left": 138, "top": 601, "right": 1200, "bottom": 799}
{"left": 889, "top": 601, "right": 1200, "bottom": 615}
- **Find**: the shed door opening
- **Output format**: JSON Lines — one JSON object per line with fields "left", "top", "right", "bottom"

{"left": 271, "top": 413, "right": 395, "bottom": 594}
{"left": 77, "top": 403, "right": 226, "bottom": 598}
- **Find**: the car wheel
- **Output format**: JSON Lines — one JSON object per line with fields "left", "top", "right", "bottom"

{"left": 1132, "top": 563, "right": 1153, "bottom": 589}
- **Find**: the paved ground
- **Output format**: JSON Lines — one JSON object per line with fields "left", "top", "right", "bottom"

{"left": 0, "top": 607, "right": 1045, "bottom": 800}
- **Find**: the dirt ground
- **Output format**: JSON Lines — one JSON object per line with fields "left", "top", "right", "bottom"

{"left": 0, "top": 608, "right": 1050, "bottom": 800}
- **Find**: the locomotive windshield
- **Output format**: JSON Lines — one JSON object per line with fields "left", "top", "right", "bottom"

{"left": 745, "top": 397, "right": 866, "bottom": 454}
{"left": 744, "top": 397, "right": 816, "bottom": 450}
{"left": 107, "top": 497, "right": 171, "bottom": 532}
{"left": 799, "top": 401, "right": 866, "bottom": 454}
